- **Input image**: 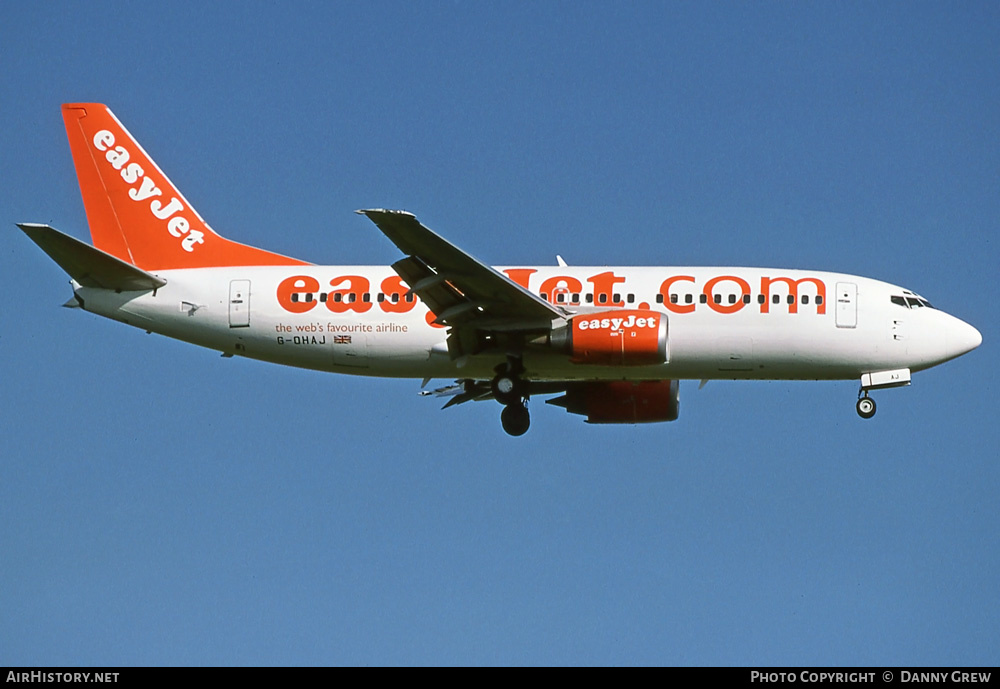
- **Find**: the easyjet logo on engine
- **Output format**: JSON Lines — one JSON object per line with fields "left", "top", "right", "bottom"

{"left": 92, "top": 130, "right": 204, "bottom": 252}
{"left": 563, "top": 310, "right": 666, "bottom": 366}
{"left": 577, "top": 314, "right": 658, "bottom": 331}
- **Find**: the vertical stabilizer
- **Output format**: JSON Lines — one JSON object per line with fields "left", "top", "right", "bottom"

{"left": 61, "top": 103, "right": 308, "bottom": 270}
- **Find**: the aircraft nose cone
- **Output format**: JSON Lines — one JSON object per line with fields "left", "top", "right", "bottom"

{"left": 948, "top": 318, "right": 982, "bottom": 358}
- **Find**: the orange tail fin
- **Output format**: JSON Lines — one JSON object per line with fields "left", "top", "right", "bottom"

{"left": 62, "top": 103, "right": 308, "bottom": 270}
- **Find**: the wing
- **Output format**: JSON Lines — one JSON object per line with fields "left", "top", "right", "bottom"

{"left": 357, "top": 209, "right": 567, "bottom": 359}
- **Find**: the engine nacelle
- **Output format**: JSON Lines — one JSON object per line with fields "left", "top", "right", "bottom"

{"left": 551, "top": 310, "right": 668, "bottom": 366}
{"left": 547, "top": 380, "right": 680, "bottom": 424}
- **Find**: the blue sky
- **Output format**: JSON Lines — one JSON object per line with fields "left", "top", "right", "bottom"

{"left": 2, "top": 2, "right": 997, "bottom": 665}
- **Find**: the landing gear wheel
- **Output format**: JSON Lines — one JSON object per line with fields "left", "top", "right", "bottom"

{"left": 856, "top": 396, "right": 876, "bottom": 419}
{"left": 501, "top": 403, "right": 530, "bottom": 436}
{"left": 491, "top": 374, "right": 524, "bottom": 406}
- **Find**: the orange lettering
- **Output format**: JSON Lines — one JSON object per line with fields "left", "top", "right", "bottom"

{"left": 425, "top": 310, "right": 446, "bottom": 329}
{"left": 326, "top": 275, "right": 372, "bottom": 313}
{"left": 379, "top": 275, "right": 416, "bottom": 313}
{"left": 759, "top": 276, "right": 827, "bottom": 314}
{"left": 659, "top": 275, "right": 696, "bottom": 314}
{"left": 539, "top": 275, "right": 583, "bottom": 304}
{"left": 703, "top": 275, "right": 750, "bottom": 314}
{"left": 503, "top": 268, "right": 536, "bottom": 290}
{"left": 587, "top": 271, "right": 626, "bottom": 307}
{"left": 277, "top": 275, "right": 319, "bottom": 313}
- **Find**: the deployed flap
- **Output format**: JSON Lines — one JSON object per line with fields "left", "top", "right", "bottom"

{"left": 18, "top": 223, "right": 167, "bottom": 291}
{"left": 356, "top": 209, "right": 564, "bottom": 330}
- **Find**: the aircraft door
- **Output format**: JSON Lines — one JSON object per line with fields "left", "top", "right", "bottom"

{"left": 229, "top": 279, "right": 250, "bottom": 328}
{"left": 835, "top": 282, "right": 857, "bottom": 329}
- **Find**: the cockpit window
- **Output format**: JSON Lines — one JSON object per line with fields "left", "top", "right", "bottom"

{"left": 892, "top": 295, "right": 935, "bottom": 309}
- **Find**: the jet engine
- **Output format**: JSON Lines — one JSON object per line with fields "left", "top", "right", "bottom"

{"left": 549, "top": 310, "right": 668, "bottom": 366}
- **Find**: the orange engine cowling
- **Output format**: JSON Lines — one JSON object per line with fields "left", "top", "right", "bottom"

{"left": 547, "top": 380, "right": 680, "bottom": 424}
{"left": 551, "top": 310, "right": 668, "bottom": 366}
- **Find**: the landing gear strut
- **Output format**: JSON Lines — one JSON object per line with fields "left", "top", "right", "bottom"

{"left": 493, "top": 356, "right": 530, "bottom": 436}
{"left": 856, "top": 393, "right": 876, "bottom": 419}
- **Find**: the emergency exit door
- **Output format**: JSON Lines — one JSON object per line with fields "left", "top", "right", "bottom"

{"left": 835, "top": 282, "right": 857, "bottom": 329}
{"left": 229, "top": 280, "right": 250, "bottom": 328}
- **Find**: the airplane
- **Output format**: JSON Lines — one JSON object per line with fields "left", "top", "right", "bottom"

{"left": 19, "top": 103, "right": 982, "bottom": 436}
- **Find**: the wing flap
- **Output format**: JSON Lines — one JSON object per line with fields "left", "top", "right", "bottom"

{"left": 358, "top": 209, "right": 564, "bottom": 329}
{"left": 18, "top": 223, "right": 167, "bottom": 291}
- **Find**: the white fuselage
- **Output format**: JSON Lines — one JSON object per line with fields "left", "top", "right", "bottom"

{"left": 74, "top": 265, "right": 981, "bottom": 383}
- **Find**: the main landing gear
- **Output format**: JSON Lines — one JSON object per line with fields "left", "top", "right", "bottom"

{"left": 493, "top": 358, "right": 530, "bottom": 436}
{"left": 856, "top": 393, "right": 876, "bottom": 419}
{"left": 500, "top": 402, "right": 530, "bottom": 436}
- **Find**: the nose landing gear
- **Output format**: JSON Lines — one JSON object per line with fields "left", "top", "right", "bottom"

{"left": 855, "top": 369, "right": 910, "bottom": 419}
{"left": 856, "top": 393, "right": 876, "bottom": 419}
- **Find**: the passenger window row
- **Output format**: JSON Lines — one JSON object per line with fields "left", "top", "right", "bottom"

{"left": 542, "top": 293, "right": 637, "bottom": 305}
{"left": 290, "top": 292, "right": 416, "bottom": 304}
{"left": 290, "top": 289, "right": 826, "bottom": 308}
{"left": 656, "top": 293, "right": 823, "bottom": 306}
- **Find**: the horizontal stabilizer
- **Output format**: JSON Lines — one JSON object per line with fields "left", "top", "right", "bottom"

{"left": 17, "top": 223, "right": 167, "bottom": 291}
